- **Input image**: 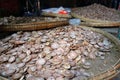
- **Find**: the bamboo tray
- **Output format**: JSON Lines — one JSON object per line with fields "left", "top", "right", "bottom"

{"left": 71, "top": 4, "right": 120, "bottom": 27}
{"left": 0, "top": 26, "right": 120, "bottom": 80}
{"left": 0, "top": 20, "right": 69, "bottom": 31}
{"left": 80, "top": 26, "right": 120, "bottom": 80}
{"left": 41, "top": 12, "right": 71, "bottom": 18}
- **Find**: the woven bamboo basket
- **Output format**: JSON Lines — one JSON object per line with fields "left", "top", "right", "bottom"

{"left": 0, "top": 26, "right": 120, "bottom": 80}
{"left": 80, "top": 26, "right": 120, "bottom": 80}
{"left": 71, "top": 12, "right": 120, "bottom": 27}
{"left": 0, "top": 20, "right": 69, "bottom": 31}
{"left": 41, "top": 12, "right": 71, "bottom": 18}
{"left": 71, "top": 4, "right": 120, "bottom": 27}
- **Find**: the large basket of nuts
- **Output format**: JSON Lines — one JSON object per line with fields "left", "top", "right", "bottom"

{"left": 0, "top": 16, "right": 69, "bottom": 31}
{"left": 71, "top": 3, "right": 120, "bottom": 27}
{"left": 0, "top": 25, "right": 120, "bottom": 80}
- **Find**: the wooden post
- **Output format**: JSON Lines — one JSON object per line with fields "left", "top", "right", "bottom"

{"left": 26, "top": 0, "right": 29, "bottom": 11}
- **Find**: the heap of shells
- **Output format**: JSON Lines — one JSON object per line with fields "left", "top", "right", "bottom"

{"left": 72, "top": 3, "right": 120, "bottom": 21}
{"left": 0, "top": 16, "right": 67, "bottom": 25}
{"left": 0, "top": 25, "right": 113, "bottom": 80}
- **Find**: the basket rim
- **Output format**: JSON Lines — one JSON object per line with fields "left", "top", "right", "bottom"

{"left": 71, "top": 12, "right": 120, "bottom": 23}
{"left": 0, "top": 20, "right": 68, "bottom": 26}
{"left": 79, "top": 26, "right": 120, "bottom": 80}
{"left": 71, "top": 13, "right": 120, "bottom": 27}
{"left": 0, "top": 20, "right": 69, "bottom": 31}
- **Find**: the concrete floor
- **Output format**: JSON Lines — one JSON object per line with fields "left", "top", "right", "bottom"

{"left": 113, "top": 75, "right": 120, "bottom": 80}
{"left": 99, "top": 28, "right": 119, "bottom": 33}
{"left": 99, "top": 27, "right": 119, "bottom": 37}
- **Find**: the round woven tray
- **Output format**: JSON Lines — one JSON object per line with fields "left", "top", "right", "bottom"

{"left": 0, "top": 26, "right": 120, "bottom": 80}
{"left": 80, "top": 26, "right": 120, "bottom": 80}
{"left": 0, "top": 20, "right": 69, "bottom": 31}
{"left": 71, "top": 13, "right": 120, "bottom": 27}
{"left": 41, "top": 12, "right": 71, "bottom": 18}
